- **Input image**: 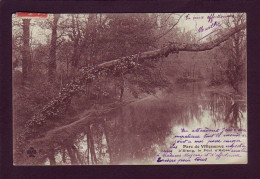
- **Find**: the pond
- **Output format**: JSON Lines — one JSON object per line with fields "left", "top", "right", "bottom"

{"left": 26, "top": 82, "right": 247, "bottom": 165}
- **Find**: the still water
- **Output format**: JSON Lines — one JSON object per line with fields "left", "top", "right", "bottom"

{"left": 28, "top": 82, "right": 247, "bottom": 165}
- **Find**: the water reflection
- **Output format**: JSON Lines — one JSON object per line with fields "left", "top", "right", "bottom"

{"left": 27, "top": 82, "right": 247, "bottom": 165}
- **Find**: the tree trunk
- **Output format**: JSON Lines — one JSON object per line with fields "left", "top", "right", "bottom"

{"left": 21, "top": 19, "right": 31, "bottom": 84}
{"left": 86, "top": 125, "right": 97, "bottom": 164}
{"left": 67, "top": 145, "right": 77, "bottom": 165}
{"left": 49, "top": 149, "right": 56, "bottom": 165}
{"left": 48, "top": 14, "right": 60, "bottom": 82}
{"left": 62, "top": 148, "right": 66, "bottom": 163}
{"left": 102, "top": 119, "right": 113, "bottom": 164}
{"left": 71, "top": 15, "right": 80, "bottom": 68}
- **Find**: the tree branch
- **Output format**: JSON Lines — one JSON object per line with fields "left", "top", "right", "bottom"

{"left": 96, "top": 22, "right": 246, "bottom": 69}
{"left": 153, "top": 13, "right": 184, "bottom": 41}
{"left": 23, "top": 22, "right": 246, "bottom": 140}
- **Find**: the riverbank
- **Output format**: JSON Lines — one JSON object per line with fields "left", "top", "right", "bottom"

{"left": 206, "top": 84, "right": 246, "bottom": 101}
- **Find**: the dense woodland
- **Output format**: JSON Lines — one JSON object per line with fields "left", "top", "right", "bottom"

{"left": 12, "top": 13, "right": 246, "bottom": 165}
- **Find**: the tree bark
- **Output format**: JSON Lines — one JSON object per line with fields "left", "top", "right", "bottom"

{"left": 21, "top": 19, "right": 31, "bottom": 84}
{"left": 86, "top": 125, "right": 97, "bottom": 164}
{"left": 71, "top": 15, "right": 80, "bottom": 68}
{"left": 67, "top": 145, "right": 77, "bottom": 165}
{"left": 49, "top": 149, "right": 56, "bottom": 165}
{"left": 102, "top": 119, "right": 113, "bottom": 164}
{"left": 48, "top": 14, "right": 60, "bottom": 82}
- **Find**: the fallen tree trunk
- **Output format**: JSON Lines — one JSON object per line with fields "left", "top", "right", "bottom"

{"left": 23, "top": 23, "right": 246, "bottom": 139}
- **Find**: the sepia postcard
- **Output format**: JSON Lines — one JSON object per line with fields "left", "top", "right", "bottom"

{"left": 12, "top": 12, "right": 247, "bottom": 165}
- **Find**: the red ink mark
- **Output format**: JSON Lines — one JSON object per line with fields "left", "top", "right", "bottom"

{"left": 16, "top": 12, "right": 48, "bottom": 18}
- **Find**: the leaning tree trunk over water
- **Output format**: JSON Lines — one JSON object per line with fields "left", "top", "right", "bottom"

{"left": 23, "top": 23, "right": 246, "bottom": 140}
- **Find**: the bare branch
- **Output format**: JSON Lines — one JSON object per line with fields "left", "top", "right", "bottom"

{"left": 154, "top": 13, "right": 184, "bottom": 41}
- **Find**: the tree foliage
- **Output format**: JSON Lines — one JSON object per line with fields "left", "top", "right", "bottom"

{"left": 12, "top": 13, "right": 247, "bottom": 165}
